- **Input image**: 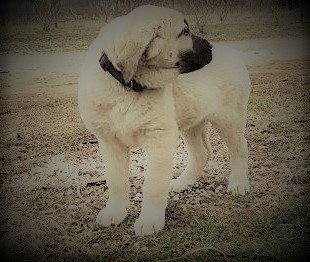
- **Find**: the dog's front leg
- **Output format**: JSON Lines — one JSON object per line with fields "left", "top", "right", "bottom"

{"left": 134, "top": 128, "right": 178, "bottom": 236}
{"left": 96, "top": 138, "right": 130, "bottom": 227}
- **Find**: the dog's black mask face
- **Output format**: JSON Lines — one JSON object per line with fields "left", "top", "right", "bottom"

{"left": 178, "top": 34, "right": 213, "bottom": 74}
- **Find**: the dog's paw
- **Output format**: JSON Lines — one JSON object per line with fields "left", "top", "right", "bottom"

{"left": 134, "top": 208, "right": 165, "bottom": 236}
{"left": 227, "top": 179, "right": 250, "bottom": 195}
{"left": 170, "top": 177, "right": 195, "bottom": 193}
{"left": 96, "top": 206, "right": 128, "bottom": 227}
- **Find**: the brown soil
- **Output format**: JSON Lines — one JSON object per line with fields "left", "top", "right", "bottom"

{"left": 0, "top": 38, "right": 309, "bottom": 260}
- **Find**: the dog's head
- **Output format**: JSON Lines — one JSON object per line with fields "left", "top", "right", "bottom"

{"left": 100, "top": 5, "right": 212, "bottom": 88}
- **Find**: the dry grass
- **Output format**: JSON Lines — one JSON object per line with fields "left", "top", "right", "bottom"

{"left": 0, "top": 56, "right": 309, "bottom": 261}
{"left": 0, "top": 8, "right": 308, "bottom": 55}
{"left": 0, "top": 7, "right": 310, "bottom": 260}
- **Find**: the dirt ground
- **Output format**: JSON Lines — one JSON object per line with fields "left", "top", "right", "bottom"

{"left": 0, "top": 37, "right": 309, "bottom": 261}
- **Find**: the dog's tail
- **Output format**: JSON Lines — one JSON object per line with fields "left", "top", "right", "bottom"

{"left": 242, "top": 49, "right": 271, "bottom": 68}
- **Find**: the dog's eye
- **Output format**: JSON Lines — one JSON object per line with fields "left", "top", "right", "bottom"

{"left": 178, "top": 27, "right": 190, "bottom": 38}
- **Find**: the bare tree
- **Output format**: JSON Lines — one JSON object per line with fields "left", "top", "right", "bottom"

{"left": 32, "top": 0, "right": 61, "bottom": 31}
{"left": 32, "top": 0, "right": 52, "bottom": 31}
{"left": 91, "top": 0, "right": 145, "bottom": 22}
{"left": 188, "top": 0, "right": 232, "bottom": 34}
{"left": 299, "top": 0, "right": 307, "bottom": 22}
{"left": 91, "top": 0, "right": 115, "bottom": 22}
{"left": 188, "top": 0, "right": 209, "bottom": 34}
{"left": 51, "top": 0, "right": 61, "bottom": 28}
{"left": 128, "top": 0, "right": 144, "bottom": 12}
{"left": 216, "top": 0, "right": 233, "bottom": 23}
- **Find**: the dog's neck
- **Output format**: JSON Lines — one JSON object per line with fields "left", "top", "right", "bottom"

{"left": 99, "top": 52, "right": 146, "bottom": 92}
{"left": 134, "top": 66, "right": 179, "bottom": 90}
{"left": 99, "top": 52, "right": 179, "bottom": 92}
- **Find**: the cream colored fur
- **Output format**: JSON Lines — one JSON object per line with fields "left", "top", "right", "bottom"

{"left": 78, "top": 5, "right": 251, "bottom": 236}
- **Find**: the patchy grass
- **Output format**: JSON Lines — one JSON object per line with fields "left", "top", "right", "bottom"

{"left": 0, "top": 9, "right": 309, "bottom": 54}
{"left": 0, "top": 6, "right": 310, "bottom": 257}
{"left": 0, "top": 20, "right": 103, "bottom": 54}
{"left": 0, "top": 57, "right": 309, "bottom": 261}
{"left": 3, "top": 197, "right": 308, "bottom": 261}
{"left": 247, "top": 200, "right": 310, "bottom": 262}
{"left": 202, "top": 22, "right": 307, "bottom": 41}
{"left": 187, "top": 7, "right": 308, "bottom": 40}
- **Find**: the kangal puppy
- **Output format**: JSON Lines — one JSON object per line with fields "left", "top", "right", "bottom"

{"left": 79, "top": 5, "right": 250, "bottom": 236}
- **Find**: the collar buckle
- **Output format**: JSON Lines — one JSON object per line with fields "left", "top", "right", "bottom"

{"left": 99, "top": 52, "right": 111, "bottom": 71}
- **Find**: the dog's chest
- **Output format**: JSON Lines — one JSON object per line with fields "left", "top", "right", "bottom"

{"left": 91, "top": 101, "right": 138, "bottom": 136}
{"left": 87, "top": 92, "right": 174, "bottom": 146}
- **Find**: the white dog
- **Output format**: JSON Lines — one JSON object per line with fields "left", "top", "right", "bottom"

{"left": 78, "top": 5, "right": 251, "bottom": 236}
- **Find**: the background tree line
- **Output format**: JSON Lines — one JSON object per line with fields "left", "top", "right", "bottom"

{"left": 0, "top": 0, "right": 307, "bottom": 31}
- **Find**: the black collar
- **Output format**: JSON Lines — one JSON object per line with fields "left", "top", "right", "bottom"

{"left": 99, "top": 52, "right": 146, "bottom": 92}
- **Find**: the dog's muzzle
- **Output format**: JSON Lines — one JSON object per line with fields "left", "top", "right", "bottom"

{"left": 178, "top": 34, "right": 213, "bottom": 74}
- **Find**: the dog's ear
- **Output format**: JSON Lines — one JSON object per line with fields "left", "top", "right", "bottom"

{"left": 192, "top": 34, "right": 212, "bottom": 65}
{"left": 116, "top": 25, "right": 155, "bottom": 83}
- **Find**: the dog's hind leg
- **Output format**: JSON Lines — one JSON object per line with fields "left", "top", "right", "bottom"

{"left": 171, "top": 121, "right": 212, "bottom": 192}
{"left": 96, "top": 137, "right": 130, "bottom": 227}
{"left": 212, "top": 118, "right": 250, "bottom": 195}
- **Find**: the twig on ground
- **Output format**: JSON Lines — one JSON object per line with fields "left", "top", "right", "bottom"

{"left": 76, "top": 181, "right": 86, "bottom": 202}
{"left": 86, "top": 179, "right": 106, "bottom": 187}
{"left": 76, "top": 180, "right": 101, "bottom": 210}
{"left": 82, "top": 234, "right": 102, "bottom": 247}
{"left": 157, "top": 246, "right": 228, "bottom": 262}
{"left": 81, "top": 139, "right": 98, "bottom": 144}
